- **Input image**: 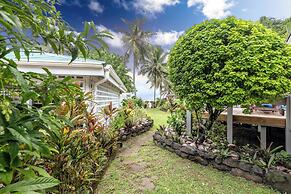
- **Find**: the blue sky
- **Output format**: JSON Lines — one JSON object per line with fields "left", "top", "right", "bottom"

{"left": 57, "top": 0, "right": 291, "bottom": 100}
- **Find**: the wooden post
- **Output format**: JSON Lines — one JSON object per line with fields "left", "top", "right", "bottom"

{"left": 186, "top": 110, "right": 192, "bottom": 136}
{"left": 286, "top": 95, "right": 291, "bottom": 153}
{"left": 227, "top": 107, "right": 233, "bottom": 144}
{"left": 258, "top": 125, "right": 267, "bottom": 149}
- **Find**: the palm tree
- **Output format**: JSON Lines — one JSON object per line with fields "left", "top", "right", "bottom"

{"left": 122, "top": 19, "right": 152, "bottom": 96}
{"left": 140, "top": 46, "right": 168, "bottom": 107}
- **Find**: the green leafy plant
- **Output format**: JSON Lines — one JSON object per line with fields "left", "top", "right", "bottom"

{"left": 167, "top": 108, "right": 186, "bottom": 136}
{"left": 122, "top": 97, "right": 144, "bottom": 109}
{"left": 217, "top": 148, "right": 231, "bottom": 159}
{"left": 0, "top": 177, "right": 60, "bottom": 194}
{"left": 239, "top": 143, "right": 283, "bottom": 169}
{"left": 0, "top": 0, "right": 109, "bottom": 192}
{"left": 275, "top": 150, "right": 291, "bottom": 168}
{"left": 168, "top": 16, "right": 291, "bottom": 134}
{"left": 206, "top": 122, "right": 228, "bottom": 149}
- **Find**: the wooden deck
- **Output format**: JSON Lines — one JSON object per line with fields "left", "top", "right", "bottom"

{"left": 203, "top": 112, "right": 286, "bottom": 128}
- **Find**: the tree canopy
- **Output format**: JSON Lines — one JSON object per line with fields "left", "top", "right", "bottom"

{"left": 140, "top": 46, "right": 168, "bottom": 103}
{"left": 169, "top": 17, "right": 291, "bottom": 129}
{"left": 122, "top": 19, "right": 152, "bottom": 96}
{"left": 259, "top": 16, "right": 291, "bottom": 38}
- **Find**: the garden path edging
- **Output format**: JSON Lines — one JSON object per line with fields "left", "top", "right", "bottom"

{"left": 153, "top": 132, "right": 291, "bottom": 193}
{"left": 118, "top": 119, "right": 154, "bottom": 141}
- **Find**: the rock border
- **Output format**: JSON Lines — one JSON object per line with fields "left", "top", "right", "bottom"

{"left": 153, "top": 132, "right": 291, "bottom": 193}
{"left": 119, "top": 119, "right": 154, "bottom": 141}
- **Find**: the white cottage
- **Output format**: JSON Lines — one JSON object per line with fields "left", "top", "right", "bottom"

{"left": 6, "top": 52, "right": 127, "bottom": 112}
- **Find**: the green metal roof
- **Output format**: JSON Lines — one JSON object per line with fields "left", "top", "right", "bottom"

{"left": 5, "top": 51, "right": 105, "bottom": 65}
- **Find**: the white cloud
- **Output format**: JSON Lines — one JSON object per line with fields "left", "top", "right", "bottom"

{"left": 88, "top": 1, "right": 104, "bottom": 14}
{"left": 96, "top": 25, "right": 124, "bottom": 48}
{"left": 113, "top": 0, "right": 129, "bottom": 10}
{"left": 60, "top": 0, "right": 81, "bottom": 6}
{"left": 151, "top": 30, "right": 184, "bottom": 46}
{"left": 96, "top": 25, "right": 183, "bottom": 49}
{"left": 187, "top": 0, "right": 234, "bottom": 19}
{"left": 133, "top": 0, "right": 180, "bottom": 16}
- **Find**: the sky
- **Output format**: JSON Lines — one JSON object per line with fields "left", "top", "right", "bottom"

{"left": 57, "top": 0, "right": 291, "bottom": 100}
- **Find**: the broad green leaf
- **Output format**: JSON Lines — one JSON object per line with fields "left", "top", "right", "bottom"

{"left": 69, "top": 47, "right": 78, "bottom": 64}
{"left": 17, "top": 167, "right": 36, "bottom": 180}
{"left": 30, "top": 166, "right": 50, "bottom": 177}
{"left": 7, "top": 127, "right": 32, "bottom": 149}
{"left": 8, "top": 66, "right": 29, "bottom": 93}
{"left": 8, "top": 142, "right": 18, "bottom": 162}
{"left": 83, "top": 22, "right": 90, "bottom": 37}
{"left": 0, "top": 177, "right": 60, "bottom": 193}
{"left": 0, "top": 152, "right": 10, "bottom": 168}
{"left": 0, "top": 170, "right": 13, "bottom": 185}
{"left": 42, "top": 68, "right": 53, "bottom": 77}
{"left": 14, "top": 49, "right": 20, "bottom": 61}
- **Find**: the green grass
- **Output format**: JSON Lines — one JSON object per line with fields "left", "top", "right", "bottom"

{"left": 97, "top": 109, "right": 277, "bottom": 194}
{"left": 145, "top": 108, "right": 170, "bottom": 130}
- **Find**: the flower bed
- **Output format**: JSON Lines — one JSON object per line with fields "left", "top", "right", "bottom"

{"left": 119, "top": 119, "right": 154, "bottom": 141}
{"left": 153, "top": 131, "right": 291, "bottom": 193}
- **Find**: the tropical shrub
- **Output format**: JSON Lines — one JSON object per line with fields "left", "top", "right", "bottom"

{"left": 167, "top": 107, "right": 186, "bottom": 136}
{"left": 0, "top": 0, "right": 108, "bottom": 192}
{"left": 122, "top": 97, "right": 144, "bottom": 109}
{"left": 46, "top": 91, "right": 119, "bottom": 193}
{"left": 238, "top": 144, "right": 284, "bottom": 169}
{"left": 167, "top": 112, "right": 185, "bottom": 137}
{"left": 169, "top": 17, "right": 291, "bottom": 133}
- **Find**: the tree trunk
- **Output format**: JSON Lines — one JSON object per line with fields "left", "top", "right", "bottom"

{"left": 160, "top": 85, "right": 162, "bottom": 99}
{"left": 205, "top": 105, "right": 222, "bottom": 131}
{"left": 153, "top": 76, "right": 156, "bottom": 108}
{"left": 197, "top": 105, "right": 222, "bottom": 143}
{"left": 153, "top": 87, "right": 156, "bottom": 108}
{"left": 133, "top": 53, "right": 138, "bottom": 97}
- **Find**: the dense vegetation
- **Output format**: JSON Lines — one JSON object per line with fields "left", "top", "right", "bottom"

{"left": 0, "top": 0, "right": 149, "bottom": 193}
{"left": 259, "top": 16, "right": 291, "bottom": 38}
{"left": 169, "top": 17, "right": 291, "bottom": 133}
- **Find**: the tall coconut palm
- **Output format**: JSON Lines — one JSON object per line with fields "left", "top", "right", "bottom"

{"left": 122, "top": 19, "right": 152, "bottom": 96}
{"left": 140, "top": 46, "right": 168, "bottom": 107}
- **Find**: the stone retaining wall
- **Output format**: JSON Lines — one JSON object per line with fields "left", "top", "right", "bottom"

{"left": 118, "top": 119, "right": 154, "bottom": 141}
{"left": 153, "top": 132, "right": 291, "bottom": 193}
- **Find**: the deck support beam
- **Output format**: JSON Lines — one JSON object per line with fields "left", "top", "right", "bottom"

{"left": 186, "top": 110, "right": 192, "bottom": 136}
{"left": 258, "top": 125, "right": 267, "bottom": 149}
{"left": 286, "top": 95, "right": 291, "bottom": 154}
{"left": 227, "top": 107, "right": 233, "bottom": 144}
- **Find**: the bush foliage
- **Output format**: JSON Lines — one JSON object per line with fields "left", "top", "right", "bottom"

{"left": 169, "top": 17, "right": 291, "bottom": 130}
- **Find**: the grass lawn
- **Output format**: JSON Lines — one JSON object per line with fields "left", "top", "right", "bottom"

{"left": 97, "top": 109, "right": 277, "bottom": 194}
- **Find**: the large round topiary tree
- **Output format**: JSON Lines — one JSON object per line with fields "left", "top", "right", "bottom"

{"left": 168, "top": 17, "right": 291, "bottom": 132}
